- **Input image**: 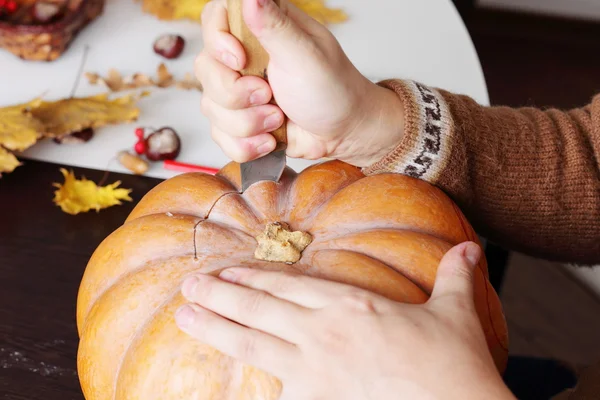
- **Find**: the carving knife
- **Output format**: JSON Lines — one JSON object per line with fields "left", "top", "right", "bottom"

{"left": 228, "top": 0, "right": 287, "bottom": 192}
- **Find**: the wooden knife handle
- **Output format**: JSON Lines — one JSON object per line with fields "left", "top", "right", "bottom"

{"left": 227, "top": 0, "right": 287, "bottom": 147}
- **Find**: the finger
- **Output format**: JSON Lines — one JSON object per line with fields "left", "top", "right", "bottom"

{"left": 218, "top": 268, "right": 364, "bottom": 309}
{"left": 428, "top": 241, "right": 481, "bottom": 309}
{"left": 243, "top": 0, "right": 316, "bottom": 65}
{"left": 175, "top": 303, "right": 298, "bottom": 377}
{"left": 210, "top": 125, "right": 276, "bottom": 162}
{"left": 201, "top": 0, "right": 246, "bottom": 70}
{"left": 181, "top": 273, "right": 308, "bottom": 343}
{"left": 196, "top": 54, "right": 272, "bottom": 109}
{"left": 201, "top": 96, "right": 283, "bottom": 138}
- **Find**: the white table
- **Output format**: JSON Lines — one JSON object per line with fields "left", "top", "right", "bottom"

{"left": 1, "top": 0, "right": 489, "bottom": 180}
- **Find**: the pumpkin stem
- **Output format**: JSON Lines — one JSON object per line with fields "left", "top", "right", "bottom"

{"left": 254, "top": 222, "right": 313, "bottom": 263}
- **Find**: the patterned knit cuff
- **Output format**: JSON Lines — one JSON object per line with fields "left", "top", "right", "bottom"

{"left": 362, "top": 79, "right": 454, "bottom": 184}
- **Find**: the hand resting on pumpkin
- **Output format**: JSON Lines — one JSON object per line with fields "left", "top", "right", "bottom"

{"left": 194, "top": 0, "right": 405, "bottom": 168}
{"left": 175, "top": 242, "right": 516, "bottom": 400}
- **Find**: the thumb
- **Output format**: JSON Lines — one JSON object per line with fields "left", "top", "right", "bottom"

{"left": 242, "top": 0, "right": 310, "bottom": 60}
{"left": 429, "top": 241, "right": 482, "bottom": 306}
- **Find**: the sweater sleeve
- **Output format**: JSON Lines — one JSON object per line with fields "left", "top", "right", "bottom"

{"left": 363, "top": 79, "right": 600, "bottom": 266}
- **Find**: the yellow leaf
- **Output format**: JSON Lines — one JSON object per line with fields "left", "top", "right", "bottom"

{"left": 0, "top": 98, "right": 44, "bottom": 152}
{"left": 291, "top": 0, "right": 347, "bottom": 24}
{"left": 0, "top": 146, "right": 21, "bottom": 176}
{"left": 52, "top": 168, "right": 133, "bottom": 215}
{"left": 141, "top": 0, "right": 347, "bottom": 25}
{"left": 31, "top": 93, "right": 145, "bottom": 138}
{"left": 172, "top": 0, "right": 206, "bottom": 20}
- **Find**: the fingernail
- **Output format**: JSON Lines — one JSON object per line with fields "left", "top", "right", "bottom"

{"left": 249, "top": 89, "right": 269, "bottom": 105}
{"left": 181, "top": 276, "right": 200, "bottom": 298}
{"left": 264, "top": 112, "right": 282, "bottom": 130}
{"left": 175, "top": 305, "right": 196, "bottom": 328}
{"left": 257, "top": 0, "right": 269, "bottom": 7}
{"left": 463, "top": 242, "right": 481, "bottom": 266}
{"left": 221, "top": 51, "right": 238, "bottom": 69}
{"left": 257, "top": 141, "right": 274, "bottom": 155}
{"left": 219, "top": 269, "right": 237, "bottom": 282}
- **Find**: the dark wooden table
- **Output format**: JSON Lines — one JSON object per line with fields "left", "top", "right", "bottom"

{"left": 0, "top": 159, "right": 163, "bottom": 399}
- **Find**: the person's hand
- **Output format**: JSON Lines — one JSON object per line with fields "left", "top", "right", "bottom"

{"left": 175, "top": 242, "right": 516, "bottom": 400}
{"left": 196, "top": 0, "right": 405, "bottom": 167}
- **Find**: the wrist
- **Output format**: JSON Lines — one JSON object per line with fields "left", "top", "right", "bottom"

{"left": 336, "top": 81, "right": 406, "bottom": 168}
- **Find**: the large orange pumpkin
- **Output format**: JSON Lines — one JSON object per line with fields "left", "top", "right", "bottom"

{"left": 76, "top": 160, "right": 508, "bottom": 399}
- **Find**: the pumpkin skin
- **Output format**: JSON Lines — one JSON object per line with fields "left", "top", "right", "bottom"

{"left": 76, "top": 160, "right": 508, "bottom": 400}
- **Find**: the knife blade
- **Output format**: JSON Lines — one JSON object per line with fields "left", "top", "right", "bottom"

{"left": 227, "top": 0, "right": 287, "bottom": 192}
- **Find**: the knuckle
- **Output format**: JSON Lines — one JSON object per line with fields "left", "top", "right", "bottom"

{"left": 209, "top": 126, "right": 221, "bottom": 141}
{"left": 266, "top": 12, "right": 291, "bottom": 35}
{"left": 185, "top": 276, "right": 211, "bottom": 304}
{"left": 216, "top": 72, "right": 236, "bottom": 104}
{"left": 235, "top": 334, "right": 257, "bottom": 360}
{"left": 241, "top": 291, "right": 268, "bottom": 315}
{"left": 452, "top": 263, "right": 475, "bottom": 283}
{"left": 194, "top": 52, "right": 208, "bottom": 79}
{"left": 318, "top": 325, "right": 348, "bottom": 352}
{"left": 341, "top": 290, "right": 379, "bottom": 314}
{"left": 200, "top": 1, "right": 215, "bottom": 24}
{"left": 228, "top": 145, "right": 252, "bottom": 163}
{"left": 199, "top": 96, "right": 211, "bottom": 115}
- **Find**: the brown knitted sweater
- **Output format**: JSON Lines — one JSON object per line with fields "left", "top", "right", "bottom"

{"left": 365, "top": 79, "right": 600, "bottom": 267}
{"left": 365, "top": 79, "right": 600, "bottom": 399}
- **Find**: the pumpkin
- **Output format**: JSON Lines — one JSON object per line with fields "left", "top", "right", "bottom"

{"left": 76, "top": 160, "right": 508, "bottom": 399}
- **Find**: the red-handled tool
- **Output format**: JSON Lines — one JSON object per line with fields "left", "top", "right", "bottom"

{"left": 163, "top": 160, "right": 220, "bottom": 175}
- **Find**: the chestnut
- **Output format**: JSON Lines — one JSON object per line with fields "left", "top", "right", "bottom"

{"left": 144, "top": 127, "right": 181, "bottom": 161}
{"left": 53, "top": 128, "right": 94, "bottom": 144}
{"left": 31, "top": 1, "right": 63, "bottom": 24}
{"left": 153, "top": 34, "right": 185, "bottom": 59}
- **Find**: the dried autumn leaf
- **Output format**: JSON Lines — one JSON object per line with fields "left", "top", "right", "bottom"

{"left": 140, "top": 0, "right": 347, "bottom": 25}
{"left": 176, "top": 73, "right": 203, "bottom": 91}
{"left": 52, "top": 168, "right": 133, "bottom": 215}
{"left": 85, "top": 64, "right": 201, "bottom": 92}
{"left": 87, "top": 69, "right": 125, "bottom": 91}
{"left": 154, "top": 63, "right": 175, "bottom": 88}
{"left": 0, "top": 146, "right": 21, "bottom": 176}
{"left": 0, "top": 98, "right": 44, "bottom": 152}
{"left": 31, "top": 93, "right": 145, "bottom": 138}
{"left": 126, "top": 72, "right": 154, "bottom": 89}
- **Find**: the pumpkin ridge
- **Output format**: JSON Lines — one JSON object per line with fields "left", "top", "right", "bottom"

{"left": 306, "top": 249, "right": 429, "bottom": 302}
{"left": 307, "top": 229, "right": 458, "bottom": 294}
{"left": 78, "top": 214, "right": 204, "bottom": 330}
{"left": 192, "top": 189, "right": 259, "bottom": 260}
{"left": 111, "top": 286, "right": 181, "bottom": 400}
{"left": 82, "top": 215, "right": 253, "bottom": 327}
{"left": 283, "top": 170, "right": 366, "bottom": 229}
{"left": 78, "top": 256, "right": 212, "bottom": 399}
{"left": 80, "top": 252, "right": 196, "bottom": 338}
{"left": 309, "top": 248, "right": 431, "bottom": 295}
{"left": 310, "top": 226, "right": 455, "bottom": 248}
